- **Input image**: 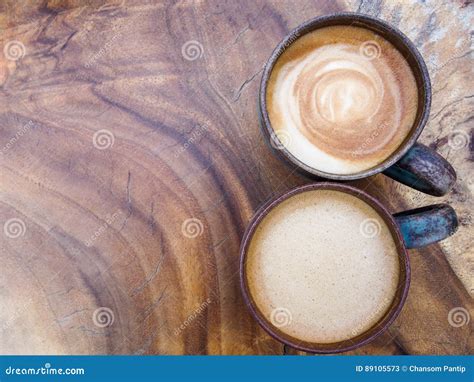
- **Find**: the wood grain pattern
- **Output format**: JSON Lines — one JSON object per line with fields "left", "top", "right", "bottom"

{"left": 0, "top": 0, "right": 472, "bottom": 355}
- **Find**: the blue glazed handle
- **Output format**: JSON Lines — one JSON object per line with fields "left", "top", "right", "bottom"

{"left": 383, "top": 143, "right": 456, "bottom": 196}
{"left": 393, "top": 204, "right": 458, "bottom": 249}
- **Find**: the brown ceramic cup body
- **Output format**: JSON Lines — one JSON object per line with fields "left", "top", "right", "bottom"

{"left": 259, "top": 12, "right": 456, "bottom": 196}
{"left": 239, "top": 183, "right": 458, "bottom": 353}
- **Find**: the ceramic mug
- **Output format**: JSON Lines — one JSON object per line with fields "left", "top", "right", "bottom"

{"left": 239, "top": 183, "right": 458, "bottom": 353}
{"left": 259, "top": 13, "right": 456, "bottom": 196}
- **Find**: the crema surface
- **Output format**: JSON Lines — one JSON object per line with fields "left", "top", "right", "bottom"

{"left": 246, "top": 190, "right": 400, "bottom": 344}
{"left": 267, "top": 25, "right": 418, "bottom": 174}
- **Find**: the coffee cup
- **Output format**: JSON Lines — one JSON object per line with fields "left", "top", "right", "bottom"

{"left": 239, "top": 183, "right": 458, "bottom": 353}
{"left": 259, "top": 13, "right": 456, "bottom": 196}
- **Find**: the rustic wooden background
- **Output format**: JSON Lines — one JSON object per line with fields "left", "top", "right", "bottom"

{"left": 0, "top": 0, "right": 472, "bottom": 355}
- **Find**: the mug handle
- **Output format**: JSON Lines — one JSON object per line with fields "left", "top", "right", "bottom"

{"left": 393, "top": 204, "right": 458, "bottom": 249}
{"left": 383, "top": 143, "right": 456, "bottom": 196}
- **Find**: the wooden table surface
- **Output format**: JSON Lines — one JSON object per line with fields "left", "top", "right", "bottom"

{"left": 0, "top": 0, "right": 472, "bottom": 355}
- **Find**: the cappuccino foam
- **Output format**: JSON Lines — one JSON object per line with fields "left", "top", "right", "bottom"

{"left": 267, "top": 25, "right": 418, "bottom": 174}
{"left": 246, "top": 190, "right": 400, "bottom": 344}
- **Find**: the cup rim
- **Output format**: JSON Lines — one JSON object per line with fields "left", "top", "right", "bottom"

{"left": 239, "top": 182, "right": 411, "bottom": 353}
{"left": 259, "top": 12, "right": 432, "bottom": 180}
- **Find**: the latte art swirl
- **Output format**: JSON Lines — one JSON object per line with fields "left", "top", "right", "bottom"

{"left": 267, "top": 26, "right": 418, "bottom": 174}
{"left": 312, "top": 64, "right": 381, "bottom": 123}
{"left": 281, "top": 43, "right": 401, "bottom": 158}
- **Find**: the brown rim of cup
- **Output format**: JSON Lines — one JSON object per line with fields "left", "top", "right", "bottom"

{"left": 259, "top": 12, "right": 431, "bottom": 181}
{"left": 239, "top": 182, "right": 411, "bottom": 354}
